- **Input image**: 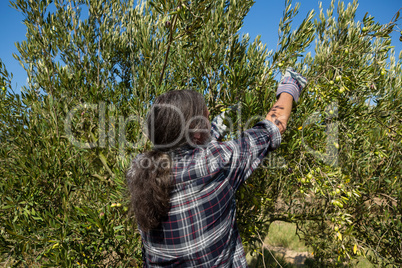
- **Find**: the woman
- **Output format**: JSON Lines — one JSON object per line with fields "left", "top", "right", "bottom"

{"left": 126, "top": 68, "right": 306, "bottom": 267}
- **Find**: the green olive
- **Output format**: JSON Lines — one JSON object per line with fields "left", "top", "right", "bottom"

{"left": 334, "top": 142, "right": 340, "bottom": 149}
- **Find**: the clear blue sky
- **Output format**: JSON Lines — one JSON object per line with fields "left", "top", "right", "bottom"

{"left": 1, "top": 0, "right": 401, "bottom": 92}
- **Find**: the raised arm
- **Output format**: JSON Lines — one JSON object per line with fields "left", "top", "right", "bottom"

{"left": 266, "top": 68, "right": 307, "bottom": 135}
{"left": 265, "top": 92, "right": 293, "bottom": 134}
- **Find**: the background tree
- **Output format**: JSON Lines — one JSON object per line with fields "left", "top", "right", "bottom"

{"left": 0, "top": 0, "right": 400, "bottom": 266}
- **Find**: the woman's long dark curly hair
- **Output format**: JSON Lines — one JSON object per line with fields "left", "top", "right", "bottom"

{"left": 126, "top": 90, "right": 210, "bottom": 232}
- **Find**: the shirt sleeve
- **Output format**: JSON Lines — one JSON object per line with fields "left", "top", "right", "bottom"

{"left": 210, "top": 121, "right": 224, "bottom": 141}
{"left": 207, "top": 119, "right": 281, "bottom": 191}
{"left": 210, "top": 113, "right": 229, "bottom": 141}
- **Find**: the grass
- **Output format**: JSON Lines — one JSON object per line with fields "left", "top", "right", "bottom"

{"left": 247, "top": 221, "right": 313, "bottom": 267}
{"left": 265, "top": 221, "right": 309, "bottom": 252}
{"left": 248, "top": 249, "right": 297, "bottom": 268}
{"left": 247, "top": 221, "right": 375, "bottom": 268}
{"left": 354, "top": 257, "right": 375, "bottom": 268}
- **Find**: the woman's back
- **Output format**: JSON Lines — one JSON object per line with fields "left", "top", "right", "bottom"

{"left": 133, "top": 119, "right": 281, "bottom": 267}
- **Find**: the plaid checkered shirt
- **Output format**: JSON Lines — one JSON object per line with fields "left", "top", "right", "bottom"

{"left": 135, "top": 116, "right": 282, "bottom": 267}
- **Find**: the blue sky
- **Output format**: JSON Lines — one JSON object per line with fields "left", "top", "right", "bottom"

{"left": 1, "top": 0, "right": 401, "bottom": 93}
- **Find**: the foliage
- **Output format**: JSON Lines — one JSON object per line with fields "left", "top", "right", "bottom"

{"left": 0, "top": 0, "right": 401, "bottom": 266}
{"left": 282, "top": 1, "right": 402, "bottom": 266}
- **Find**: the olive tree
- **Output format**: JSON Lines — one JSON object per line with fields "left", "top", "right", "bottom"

{"left": 0, "top": 0, "right": 401, "bottom": 266}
